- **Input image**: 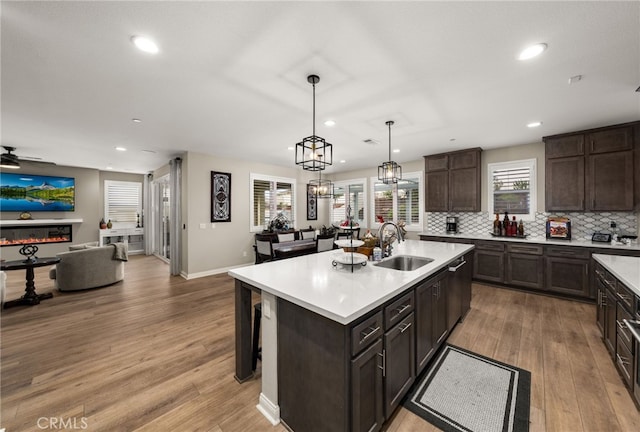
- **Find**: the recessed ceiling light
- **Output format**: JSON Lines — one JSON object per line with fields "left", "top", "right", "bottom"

{"left": 115, "top": 146, "right": 127, "bottom": 151}
{"left": 393, "top": 149, "right": 400, "bottom": 153}
{"left": 287, "top": 146, "right": 294, "bottom": 151}
{"left": 340, "top": 160, "right": 346, "bottom": 163}
{"left": 132, "top": 118, "right": 142, "bottom": 123}
{"left": 518, "top": 43, "right": 547, "bottom": 60}
{"left": 527, "top": 121, "right": 543, "bottom": 128}
{"left": 106, "top": 166, "right": 113, "bottom": 170}
{"left": 324, "top": 120, "right": 336, "bottom": 127}
{"left": 131, "top": 36, "right": 159, "bottom": 54}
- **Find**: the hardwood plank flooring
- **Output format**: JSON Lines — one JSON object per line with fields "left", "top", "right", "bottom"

{"left": 1, "top": 255, "right": 639, "bottom": 431}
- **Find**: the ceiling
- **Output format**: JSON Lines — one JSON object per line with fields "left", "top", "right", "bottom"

{"left": 2, "top": 1, "right": 639, "bottom": 175}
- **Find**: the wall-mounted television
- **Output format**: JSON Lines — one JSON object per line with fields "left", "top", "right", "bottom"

{"left": 0, "top": 173, "right": 75, "bottom": 212}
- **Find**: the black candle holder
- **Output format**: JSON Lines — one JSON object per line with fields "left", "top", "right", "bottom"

{"left": 19, "top": 244, "right": 39, "bottom": 262}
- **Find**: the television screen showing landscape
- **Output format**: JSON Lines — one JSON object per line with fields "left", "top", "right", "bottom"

{"left": 0, "top": 173, "right": 75, "bottom": 212}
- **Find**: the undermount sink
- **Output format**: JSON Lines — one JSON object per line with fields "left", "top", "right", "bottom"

{"left": 374, "top": 255, "right": 434, "bottom": 271}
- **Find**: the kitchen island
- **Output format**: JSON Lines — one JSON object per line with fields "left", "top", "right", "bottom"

{"left": 229, "top": 239, "right": 474, "bottom": 431}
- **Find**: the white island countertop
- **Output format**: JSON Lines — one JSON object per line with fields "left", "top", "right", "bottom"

{"left": 592, "top": 254, "right": 640, "bottom": 297}
{"left": 229, "top": 240, "right": 474, "bottom": 325}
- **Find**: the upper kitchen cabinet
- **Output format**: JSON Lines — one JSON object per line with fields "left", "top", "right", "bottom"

{"left": 544, "top": 121, "right": 639, "bottom": 212}
{"left": 424, "top": 148, "right": 482, "bottom": 212}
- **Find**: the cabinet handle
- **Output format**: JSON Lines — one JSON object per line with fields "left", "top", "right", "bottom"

{"left": 601, "top": 292, "right": 607, "bottom": 307}
{"left": 396, "top": 304, "right": 411, "bottom": 316}
{"left": 597, "top": 291, "right": 601, "bottom": 306}
{"left": 360, "top": 326, "right": 380, "bottom": 343}
{"left": 448, "top": 260, "right": 466, "bottom": 272}
{"left": 399, "top": 322, "right": 412, "bottom": 333}
{"left": 617, "top": 292, "right": 631, "bottom": 303}
{"left": 616, "top": 353, "right": 630, "bottom": 366}
{"left": 378, "top": 350, "right": 386, "bottom": 377}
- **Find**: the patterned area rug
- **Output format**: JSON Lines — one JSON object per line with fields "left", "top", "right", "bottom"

{"left": 403, "top": 344, "right": 531, "bottom": 432}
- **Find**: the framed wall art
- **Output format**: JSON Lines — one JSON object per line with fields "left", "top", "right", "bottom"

{"left": 211, "top": 171, "right": 231, "bottom": 222}
{"left": 307, "top": 184, "right": 317, "bottom": 220}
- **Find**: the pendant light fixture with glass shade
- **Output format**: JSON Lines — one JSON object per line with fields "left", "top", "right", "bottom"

{"left": 308, "top": 166, "right": 333, "bottom": 199}
{"left": 295, "top": 75, "right": 333, "bottom": 171}
{"left": 378, "top": 120, "right": 402, "bottom": 184}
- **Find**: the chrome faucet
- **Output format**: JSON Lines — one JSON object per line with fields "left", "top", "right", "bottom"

{"left": 377, "top": 221, "right": 404, "bottom": 257}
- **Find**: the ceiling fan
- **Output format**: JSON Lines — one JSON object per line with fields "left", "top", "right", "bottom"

{"left": 1, "top": 146, "right": 56, "bottom": 169}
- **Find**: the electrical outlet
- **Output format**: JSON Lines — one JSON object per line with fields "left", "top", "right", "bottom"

{"left": 263, "top": 299, "right": 271, "bottom": 319}
{"left": 242, "top": 251, "right": 247, "bottom": 257}
{"left": 211, "top": 223, "right": 216, "bottom": 229}
{"left": 199, "top": 223, "right": 206, "bottom": 229}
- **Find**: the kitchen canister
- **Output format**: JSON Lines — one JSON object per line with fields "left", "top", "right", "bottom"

{"left": 373, "top": 247, "right": 382, "bottom": 261}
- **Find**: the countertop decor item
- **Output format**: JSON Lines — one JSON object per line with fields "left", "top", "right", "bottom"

{"left": 378, "top": 120, "right": 402, "bottom": 184}
{"left": 19, "top": 211, "right": 32, "bottom": 220}
{"left": 546, "top": 217, "right": 571, "bottom": 240}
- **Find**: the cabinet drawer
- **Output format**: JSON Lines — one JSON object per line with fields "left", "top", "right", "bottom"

{"left": 617, "top": 306, "right": 635, "bottom": 351}
{"left": 507, "top": 244, "right": 543, "bottom": 255}
{"left": 475, "top": 241, "right": 505, "bottom": 252}
{"left": 615, "top": 281, "right": 636, "bottom": 313}
{"left": 545, "top": 246, "right": 590, "bottom": 259}
{"left": 616, "top": 334, "right": 634, "bottom": 388}
{"left": 351, "top": 311, "right": 383, "bottom": 356}
{"left": 384, "top": 291, "right": 414, "bottom": 330}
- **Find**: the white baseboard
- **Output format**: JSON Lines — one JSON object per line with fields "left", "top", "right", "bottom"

{"left": 182, "top": 262, "right": 253, "bottom": 280}
{"left": 256, "top": 392, "right": 280, "bottom": 425}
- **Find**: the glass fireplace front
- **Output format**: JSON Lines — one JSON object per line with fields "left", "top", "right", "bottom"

{"left": 0, "top": 225, "right": 72, "bottom": 247}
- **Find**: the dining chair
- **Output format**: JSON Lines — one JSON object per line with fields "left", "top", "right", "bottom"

{"left": 254, "top": 234, "right": 275, "bottom": 263}
{"left": 316, "top": 233, "right": 336, "bottom": 252}
{"left": 336, "top": 232, "right": 352, "bottom": 240}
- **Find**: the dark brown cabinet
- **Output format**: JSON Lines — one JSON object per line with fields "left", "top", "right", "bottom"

{"left": 506, "top": 244, "right": 544, "bottom": 290}
{"left": 595, "top": 263, "right": 616, "bottom": 355}
{"left": 473, "top": 241, "right": 505, "bottom": 284}
{"left": 545, "top": 246, "right": 591, "bottom": 298}
{"left": 383, "top": 312, "right": 415, "bottom": 418}
{"left": 544, "top": 122, "right": 638, "bottom": 212}
{"left": 424, "top": 148, "right": 482, "bottom": 212}
{"left": 351, "top": 339, "right": 384, "bottom": 432}
{"left": 415, "top": 270, "right": 448, "bottom": 372}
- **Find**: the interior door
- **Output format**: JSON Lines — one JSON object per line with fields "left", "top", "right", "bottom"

{"left": 151, "top": 175, "right": 171, "bottom": 262}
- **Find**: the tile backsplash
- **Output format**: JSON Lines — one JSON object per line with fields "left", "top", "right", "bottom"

{"left": 425, "top": 211, "right": 638, "bottom": 240}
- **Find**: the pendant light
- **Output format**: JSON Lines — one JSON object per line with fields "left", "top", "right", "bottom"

{"left": 308, "top": 168, "right": 333, "bottom": 199}
{"left": 295, "top": 75, "right": 333, "bottom": 171}
{"left": 378, "top": 120, "right": 402, "bottom": 184}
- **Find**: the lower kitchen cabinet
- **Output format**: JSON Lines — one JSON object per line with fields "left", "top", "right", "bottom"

{"left": 595, "top": 263, "right": 617, "bottom": 355}
{"left": 416, "top": 270, "right": 448, "bottom": 372}
{"left": 351, "top": 339, "right": 384, "bottom": 432}
{"left": 505, "top": 244, "right": 544, "bottom": 290}
{"left": 383, "top": 312, "right": 415, "bottom": 417}
{"left": 473, "top": 241, "right": 505, "bottom": 284}
{"left": 545, "top": 246, "right": 591, "bottom": 298}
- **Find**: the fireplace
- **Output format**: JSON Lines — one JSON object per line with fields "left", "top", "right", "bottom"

{"left": 0, "top": 224, "right": 72, "bottom": 247}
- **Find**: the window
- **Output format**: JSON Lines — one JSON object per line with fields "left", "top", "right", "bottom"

{"left": 104, "top": 180, "right": 142, "bottom": 227}
{"left": 250, "top": 173, "right": 296, "bottom": 232}
{"left": 370, "top": 171, "right": 423, "bottom": 231}
{"left": 487, "top": 159, "right": 536, "bottom": 220}
{"left": 331, "top": 179, "right": 367, "bottom": 227}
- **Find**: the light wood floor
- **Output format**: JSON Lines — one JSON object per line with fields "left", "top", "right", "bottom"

{"left": 1, "top": 255, "right": 639, "bottom": 431}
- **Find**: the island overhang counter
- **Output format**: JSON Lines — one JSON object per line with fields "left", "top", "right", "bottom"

{"left": 228, "top": 239, "right": 474, "bottom": 429}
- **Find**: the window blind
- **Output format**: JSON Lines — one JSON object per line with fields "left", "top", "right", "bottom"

{"left": 105, "top": 181, "right": 142, "bottom": 224}
{"left": 492, "top": 167, "right": 531, "bottom": 214}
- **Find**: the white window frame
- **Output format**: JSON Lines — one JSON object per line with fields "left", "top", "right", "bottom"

{"left": 487, "top": 158, "right": 537, "bottom": 221}
{"left": 104, "top": 180, "right": 142, "bottom": 228}
{"left": 249, "top": 173, "right": 297, "bottom": 232}
{"left": 330, "top": 178, "right": 368, "bottom": 228}
{"left": 369, "top": 171, "right": 423, "bottom": 232}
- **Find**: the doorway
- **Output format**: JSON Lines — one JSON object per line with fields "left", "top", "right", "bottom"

{"left": 151, "top": 175, "right": 171, "bottom": 263}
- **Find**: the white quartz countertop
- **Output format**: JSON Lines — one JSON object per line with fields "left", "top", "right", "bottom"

{"left": 592, "top": 254, "right": 640, "bottom": 297}
{"left": 418, "top": 231, "right": 640, "bottom": 251}
{"left": 229, "top": 240, "right": 474, "bottom": 325}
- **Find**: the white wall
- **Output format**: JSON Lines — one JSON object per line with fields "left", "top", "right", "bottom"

{"left": 181, "top": 151, "right": 323, "bottom": 276}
